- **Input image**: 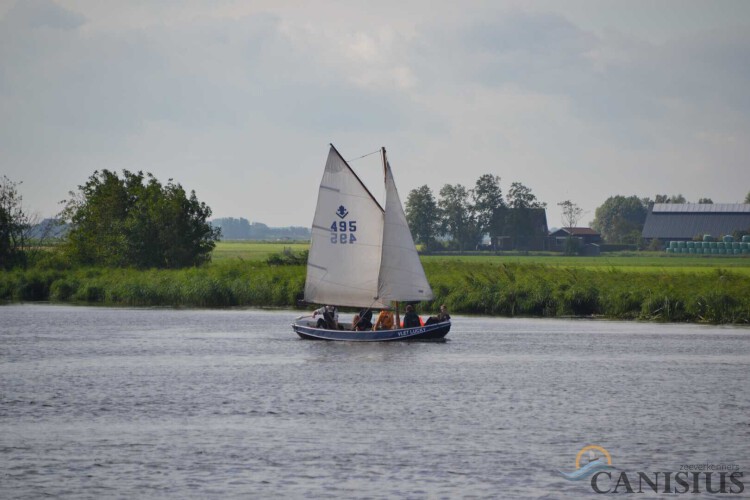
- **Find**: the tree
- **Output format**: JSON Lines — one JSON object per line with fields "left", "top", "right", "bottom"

{"left": 558, "top": 200, "right": 584, "bottom": 230}
{"left": 504, "top": 182, "right": 547, "bottom": 248}
{"left": 653, "top": 194, "right": 686, "bottom": 204}
{"left": 697, "top": 198, "right": 713, "bottom": 204}
{"left": 438, "top": 183, "right": 479, "bottom": 251}
{"left": 506, "top": 182, "right": 546, "bottom": 210}
{"left": 745, "top": 191, "right": 750, "bottom": 204}
{"left": 672, "top": 194, "right": 686, "bottom": 203}
{"left": 591, "top": 195, "right": 648, "bottom": 244}
{"left": 557, "top": 200, "right": 584, "bottom": 255}
{"left": 61, "top": 170, "right": 220, "bottom": 268}
{"left": 0, "top": 176, "right": 31, "bottom": 269}
{"left": 472, "top": 174, "right": 506, "bottom": 249}
{"left": 405, "top": 185, "right": 439, "bottom": 250}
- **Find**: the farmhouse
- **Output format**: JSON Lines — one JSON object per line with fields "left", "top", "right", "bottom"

{"left": 495, "top": 208, "right": 549, "bottom": 250}
{"left": 642, "top": 203, "right": 750, "bottom": 242}
{"left": 549, "top": 227, "right": 601, "bottom": 245}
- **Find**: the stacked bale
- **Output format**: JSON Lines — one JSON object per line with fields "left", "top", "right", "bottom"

{"left": 665, "top": 234, "right": 750, "bottom": 256}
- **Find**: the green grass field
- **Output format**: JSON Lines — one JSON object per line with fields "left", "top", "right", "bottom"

{"left": 213, "top": 241, "right": 750, "bottom": 274}
{"left": 212, "top": 241, "right": 309, "bottom": 262}
{"left": 422, "top": 254, "right": 750, "bottom": 274}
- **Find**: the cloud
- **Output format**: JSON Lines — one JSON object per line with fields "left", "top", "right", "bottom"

{"left": 16, "top": 6, "right": 423, "bottom": 128}
{"left": 1, "top": 1, "right": 749, "bottom": 225}
{"left": 2, "top": 0, "right": 86, "bottom": 30}
{"left": 408, "top": 9, "right": 750, "bottom": 152}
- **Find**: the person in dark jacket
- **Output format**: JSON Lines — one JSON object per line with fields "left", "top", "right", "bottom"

{"left": 353, "top": 308, "right": 373, "bottom": 331}
{"left": 402, "top": 304, "right": 421, "bottom": 328}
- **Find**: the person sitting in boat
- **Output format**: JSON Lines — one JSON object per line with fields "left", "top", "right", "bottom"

{"left": 372, "top": 309, "right": 395, "bottom": 330}
{"left": 425, "top": 304, "right": 450, "bottom": 325}
{"left": 352, "top": 308, "right": 373, "bottom": 331}
{"left": 313, "top": 305, "right": 339, "bottom": 329}
{"left": 402, "top": 304, "right": 422, "bottom": 328}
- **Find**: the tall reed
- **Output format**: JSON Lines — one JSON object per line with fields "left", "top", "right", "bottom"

{"left": 2, "top": 259, "right": 748, "bottom": 323}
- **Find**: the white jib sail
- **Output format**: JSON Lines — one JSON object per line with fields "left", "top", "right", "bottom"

{"left": 304, "top": 146, "right": 389, "bottom": 308}
{"left": 377, "top": 155, "right": 434, "bottom": 303}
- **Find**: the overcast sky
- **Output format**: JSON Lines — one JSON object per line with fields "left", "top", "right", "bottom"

{"left": 2, "top": 0, "right": 749, "bottom": 228}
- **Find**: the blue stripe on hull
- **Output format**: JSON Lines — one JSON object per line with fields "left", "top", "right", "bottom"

{"left": 292, "top": 321, "right": 450, "bottom": 342}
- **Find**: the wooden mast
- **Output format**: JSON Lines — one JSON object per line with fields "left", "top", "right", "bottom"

{"left": 382, "top": 147, "right": 400, "bottom": 328}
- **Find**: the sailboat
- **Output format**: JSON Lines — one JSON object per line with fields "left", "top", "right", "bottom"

{"left": 292, "top": 144, "right": 451, "bottom": 342}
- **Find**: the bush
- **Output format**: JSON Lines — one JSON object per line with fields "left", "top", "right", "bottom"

{"left": 266, "top": 249, "right": 309, "bottom": 266}
{"left": 50, "top": 279, "right": 78, "bottom": 301}
{"left": 61, "top": 170, "right": 220, "bottom": 268}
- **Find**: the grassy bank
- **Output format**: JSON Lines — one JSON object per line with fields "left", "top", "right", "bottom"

{"left": 424, "top": 262, "right": 750, "bottom": 324}
{"left": 2, "top": 256, "right": 749, "bottom": 324}
{"left": 0, "top": 261, "right": 305, "bottom": 308}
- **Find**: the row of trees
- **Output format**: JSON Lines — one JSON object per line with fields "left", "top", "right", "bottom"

{"left": 3, "top": 169, "right": 750, "bottom": 269}
{"left": 212, "top": 217, "right": 310, "bottom": 240}
{"left": 406, "top": 183, "right": 750, "bottom": 249}
{"left": 405, "top": 175, "right": 546, "bottom": 251}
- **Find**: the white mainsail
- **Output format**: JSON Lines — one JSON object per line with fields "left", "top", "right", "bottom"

{"left": 304, "top": 145, "right": 433, "bottom": 309}
{"left": 377, "top": 153, "right": 434, "bottom": 303}
{"left": 304, "top": 146, "right": 387, "bottom": 308}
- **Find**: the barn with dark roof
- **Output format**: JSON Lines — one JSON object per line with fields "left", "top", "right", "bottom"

{"left": 642, "top": 203, "right": 750, "bottom": 241}
{"left": 549, "top": 227, "right": 601, "bottom": 245}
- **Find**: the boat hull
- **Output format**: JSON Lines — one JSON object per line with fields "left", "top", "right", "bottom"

{"left": 292, "top": 320, "right": 450, "bottom": 342}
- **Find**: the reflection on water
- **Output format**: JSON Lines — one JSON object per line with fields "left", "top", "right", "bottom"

{"left": 2, "top": 304, "right": 749, "bottom": 498}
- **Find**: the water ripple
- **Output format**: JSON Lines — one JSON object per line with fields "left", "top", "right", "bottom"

{"left": 1, "top": 304, "right": 748, "bottom": 498}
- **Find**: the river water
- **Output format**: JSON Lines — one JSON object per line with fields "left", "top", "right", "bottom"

{"left": 1, "top": 304, "right": 748, "bottom": 498}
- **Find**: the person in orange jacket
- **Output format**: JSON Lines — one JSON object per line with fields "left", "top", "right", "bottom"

{"left": 373, "top": 309, "right": 395, "bottom": 330}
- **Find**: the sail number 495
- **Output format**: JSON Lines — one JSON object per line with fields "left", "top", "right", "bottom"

{"left": 330, "top": 221, "right": 357, "bottom": 244}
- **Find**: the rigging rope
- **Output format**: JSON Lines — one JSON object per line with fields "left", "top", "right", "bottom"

{"left": 346, "top": 149, "right": 381, "bottom": 162}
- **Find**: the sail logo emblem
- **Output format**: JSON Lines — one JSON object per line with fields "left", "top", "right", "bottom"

{"left": 558, "top": 445, "right": 614, "bottom": 481}
{"left": 331, "top": 205, "right": 357, "bottom": 244}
